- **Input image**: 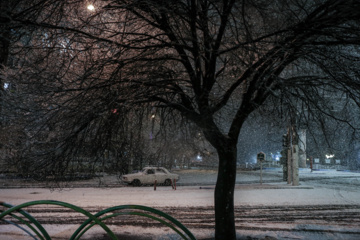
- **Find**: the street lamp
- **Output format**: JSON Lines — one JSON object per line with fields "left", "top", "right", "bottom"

{"left": 87, "top": 4, "right": 95, "bottom": 11}
{"left": 325, "top": 154, "right": 334, "bottom": 164}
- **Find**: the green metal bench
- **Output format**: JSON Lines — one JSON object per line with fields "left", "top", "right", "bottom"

{"left": 0, "top": 200, "right": 196, "bottom": 240}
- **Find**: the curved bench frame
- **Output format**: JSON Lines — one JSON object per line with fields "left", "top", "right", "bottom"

{"left": 0, "top": 200, "right": 196, "bottom": 240}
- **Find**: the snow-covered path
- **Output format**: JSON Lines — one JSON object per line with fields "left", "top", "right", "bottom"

{"left": 1, "top": 181, "right": 360, "bottom": 208}
{"left": 1, "top": 169, "right": 360, "bottom": 239}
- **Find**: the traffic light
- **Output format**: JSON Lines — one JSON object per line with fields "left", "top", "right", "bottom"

{"left": 282, "top": 134, "right": 289, "bottom": 147}
{"left": 280, "top": 149, "right": 288, "bottom": 181}
{"left": 280, "top": 149, "right": 287, "bottom": 165}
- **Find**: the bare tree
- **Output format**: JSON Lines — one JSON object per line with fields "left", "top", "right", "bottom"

{"left": 0, "top": 0, "right": 25, "bottom": 168}
{"left": 2, "top": 0, "right": 360, "bottom": 239}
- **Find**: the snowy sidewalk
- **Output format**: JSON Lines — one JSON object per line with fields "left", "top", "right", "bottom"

{"left": 1, "top": 181, "right": 360, "bottom": 208}
{"left": 1, "top": 169, "right": 360, "bottom": 239}
{"left": 2, "top": 168, "right": 360, "bottom": 207}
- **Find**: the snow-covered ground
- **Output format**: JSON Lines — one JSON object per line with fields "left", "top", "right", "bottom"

{"left": 1, "top": 168, "right": 360, "bottom": 239}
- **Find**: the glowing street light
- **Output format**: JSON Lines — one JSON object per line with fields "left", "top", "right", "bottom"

{"left": 87, "top": 4, "right": 95, "bottom": 11}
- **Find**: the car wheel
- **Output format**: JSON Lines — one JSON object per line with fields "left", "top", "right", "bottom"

{"left": 132, "top": 179, "right": 141, "bottom": 186}
{"left": 164, "top": 179, "right": 172, "bottom": 186}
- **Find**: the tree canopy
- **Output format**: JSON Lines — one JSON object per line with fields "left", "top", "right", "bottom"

{"left": 1, "top": 0, "right": 360, "bottom": 239}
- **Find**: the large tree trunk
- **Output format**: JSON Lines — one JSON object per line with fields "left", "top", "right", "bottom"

{"left": 214, "top": 140, "right": 238, "bottom": 239}
{"left": 201, "top": 119, "right": 240, "bottom": 240}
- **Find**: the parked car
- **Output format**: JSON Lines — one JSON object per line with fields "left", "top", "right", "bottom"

{"left": 121, "top": 167, "right": 179, "bottom": 186}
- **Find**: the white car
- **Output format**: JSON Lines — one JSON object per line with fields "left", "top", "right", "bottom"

{"left": 121, "top": 167, "right": 179, "bottom": 186}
